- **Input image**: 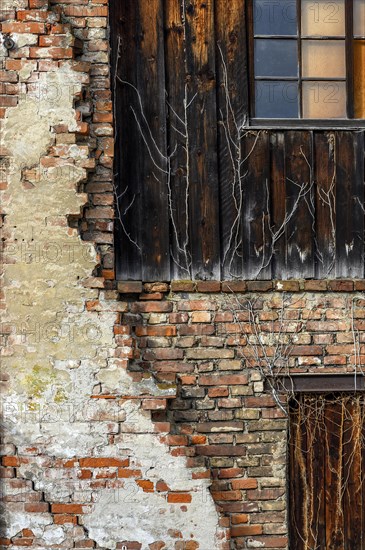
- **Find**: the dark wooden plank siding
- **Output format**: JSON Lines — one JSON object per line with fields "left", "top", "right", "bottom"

{"left": 269, "top": 132, "right": 286, "bottom": 279}
{"left": 164, "top": 0, "right": 191, "bottom": 279}
{"left": 215, "top": 0, "right": 248, "bottom": 279}
{"left": 242, "top": 131, "right": 271, "bottom": 279}
{"left": 336, "top": 132, "right": 365, "bottom": 278}
{"left": 112, "top": 1, "right": 365, "bottom": 281}
{"left": 111, "top": 0, "right": 142, "bottom": 280}
{"left": 185, "top": 0, "right": 221, "bottom": 280}
{"left": 285, "top": 131, "right": 315, "bottom": 279}
{"left": 314, "top": 132, "right": 336, "bottom": 278}
{"left": 137, "top": 0, "right": 170, "bottom": 282}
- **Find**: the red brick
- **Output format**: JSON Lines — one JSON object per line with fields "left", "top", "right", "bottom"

{"left": 245, "top": 396, "right": 278, "bottom": 407}
{"left": 24, "top": 503, "right": 49, "bottom": 513}
{"left": 231, "top": 479, "right": 258, "bottom": 490}
{"left": 135, "top": 325, "right": 177, "bottom": 337}
{"left": 211, "top": 490, "right": 242, "bottom": 501}
{"left": 54, "top": 514, "right": 77, "bottom": 524}
{"left": 246, "top": 281, "right": 273, "bottom": 292}
{"left": 199, "top": 374, "right": 248, "bottom": 386}
{"left": 136, "top": 479, "right": 154, "bottom": 492}
{"left": 191, "top": 435, "right": 206, "bottom": 445}
{"left": 167, "top": 492, "right": 192, "bottom": 503}
{"left": 79, "top": 457, "right": 129, "bottom": 468}
{"left": 0, "top": 96, "right": 17, "bottom": 107}
{"left": 290, "top": 345, "right": 323, "bottom": 356}
{"left": 29, "top": 47, "right": 73, "bottom": 59}
{"left": 132, "top": 301, "right": 173, "bottom": 313}
{"left": 10, "top": 539, "right": 33, "bottom": 546}
{"left": 231, "top": 525, "right": 263, "bottom": 536}
{"left": 29, "top": 0, "right": 48, "bottom": 7}
{"left": 74, "top": 542, "right": 95, "bottom": 548}
{"left": 221, "top": 281, "right": 247, "bottom": 292}
{"left": 118, "top": 468, "right": 142, "bottom": 478}
{"left": 63, "top": 5, "right": 107, "bottom": 16}
{"left": 0, "top": 466, "right": 16, "bottom": 478}
{"left": 142, "top": 399, "right": 167, "bottom": 410}
{"left": 231, "top": 513, "right": 249, "bottom": 524}
{"left": 1, "top": 21, "right": 45, "bottom": 33}
{"left": 17, "top": 9, "right": 49, "bottom": 20}
{"left": 79, "top": 469, "right": 92, "bottom": 479}
{"left": 208, "top": 387, "right": 229, "bottom": 397}
{"left": 196, "top": 281, "right": 221, "bottom": 292}
{"left": 117, "top": 281, "right": 143, "bottom": 293}
{"left": 156, "top": 480, "right": 169, "bottom": 492}
{"left": 165, "top": 435, "right": 189, "bottom": 446}
{"left": 218, "top": 468, "right": 244, "bottom": 478}
{"left": 328, "top": 280, "right": 354, "bottom": 291}
{"left": 51, "top": 504, "right": 84, "bottom": 514}
{"left": 2, "top": 456, "right": 19, "bottom": 466}
{"left": 196, "top": 445, "right": 246, "bottom": 456}
{"left": 303, "top": 280, "right": 328, "bottom": 291}
{"left": 171, "top": 281, "right": 196, "bottom": 292}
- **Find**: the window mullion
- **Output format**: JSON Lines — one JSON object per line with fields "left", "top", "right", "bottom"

{"left": 297, "top": 0, "right": 302, "bottom": 118}
{"left": 346, "top": 0, "right": 354, "bottom": 118}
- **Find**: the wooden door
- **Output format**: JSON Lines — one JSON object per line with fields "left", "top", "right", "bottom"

{"left": 289, "top": 394, "right": 365, "bottom": 550}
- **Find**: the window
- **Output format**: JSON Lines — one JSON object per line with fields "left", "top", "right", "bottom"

{"left": 249, "top": 0, "right": 365, "bottom": 121}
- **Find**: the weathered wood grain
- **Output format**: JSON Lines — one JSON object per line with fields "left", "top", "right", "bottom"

{"left": 184, "top": 0, "right": 221, "bottom": 280}
{"left": 215, "top": 0, "right": 248, "bottom": 279}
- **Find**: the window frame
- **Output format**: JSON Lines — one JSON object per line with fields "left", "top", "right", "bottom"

{"left": 247, "top": 0, "right": 365, "bottom": 128}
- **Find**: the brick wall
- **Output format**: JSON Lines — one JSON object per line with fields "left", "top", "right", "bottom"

{"left": 1, "top": 0, "right": 365, "bottom": 549}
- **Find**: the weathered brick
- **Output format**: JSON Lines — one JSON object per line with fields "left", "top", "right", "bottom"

{"left": 79, "top": 458, "right": 129, "bottom": 468}
{"left": 187, "top": 349, "right": 234, "bottom": 360}
{"left": 196, "top": 445, "right": 246, "bottom": 456}
{"left": 167, "top": 492, "right": 192, "bottom": 503}
{"left": 51, "top": 504, "right": 84, "bottom": 514}
{"left": 118, "top": 281, "right": 143, "bottom": 293}
{"left": 231, "top": 525, "right": 263, "bottom": 536}
{"left": 199, "top": 374, "right": 248, "bottom": 386}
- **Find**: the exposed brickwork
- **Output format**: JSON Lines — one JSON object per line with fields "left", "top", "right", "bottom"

{"left": 1, "top": 0, "right": 365, "bottom": 548}
{"left": 112, "top": 289, "right": 365, "bottom": 549}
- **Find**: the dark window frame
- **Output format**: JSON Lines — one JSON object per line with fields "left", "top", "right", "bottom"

{"left": 247, "top": 0, "right": 365, "bottom": 127}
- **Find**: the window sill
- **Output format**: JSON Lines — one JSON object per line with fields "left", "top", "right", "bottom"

{"left": 250, "top": 118, "right": 365, "bottom": 129}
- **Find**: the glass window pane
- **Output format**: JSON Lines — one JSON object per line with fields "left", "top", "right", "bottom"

{"left": 302, "top": 81, "right": 346, "bottom": 118}
{"left": 254, "top": 0, "right": 297, "bottom": 35}
{"left": 256, "top": 81, "right": 299, "bottom": 118}
{"left": 354, "top": 40, "right": 365, "bottom": 118}
{"left": 254, "top": 39, "right": 298, "bottom": 77}
{"left": 354, "top": 0, "right": 365, "bottom": 36}
{"left": 301, "top": 0, "right": 345, "bottom": 36}
{"left": 302, "top": 40, "right": 346, "bottom": 77}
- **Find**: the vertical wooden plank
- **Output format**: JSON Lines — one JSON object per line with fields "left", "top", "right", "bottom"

{"left": 138, "top": 1, "right": 170, "bottom": 282}
{"left": 165, "top": 0, "right": 191, "bottom": 279}
{"left": 343, "top": 397, "right": 362, "bottom": 550}
{"left": 241, "top": 131, "right": 271, "bottom": 279}
{"left": 289, "top": 399, "right": 301, "bottom": 550}
{"left": 184, "top": 0, "right": 221, "bottom": 280}
{"left": 314, "top": 132, "right": 336, "bottom": 278}
{"left": 270, "top": 132, "right": 286, "bottom": 279}
{"left": 111, "top": 0, "right": 142, "bottom": 280}
{"left": 215, "top": 0, "right": 248, "bottom": 279}
{"left": 335, "top": 131, "right": 365, "bottom": 278}
{"left": 307, "top": 397, "right": 326, "bottom": 549}
{"left": 361, "top": 396, "right": 365, "bottom": 550}
{"left": 285, "top": 131, "right": 315, "bottom": 279}
{"left": 325, "top": 399, "right": 345, "bottom": 550}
